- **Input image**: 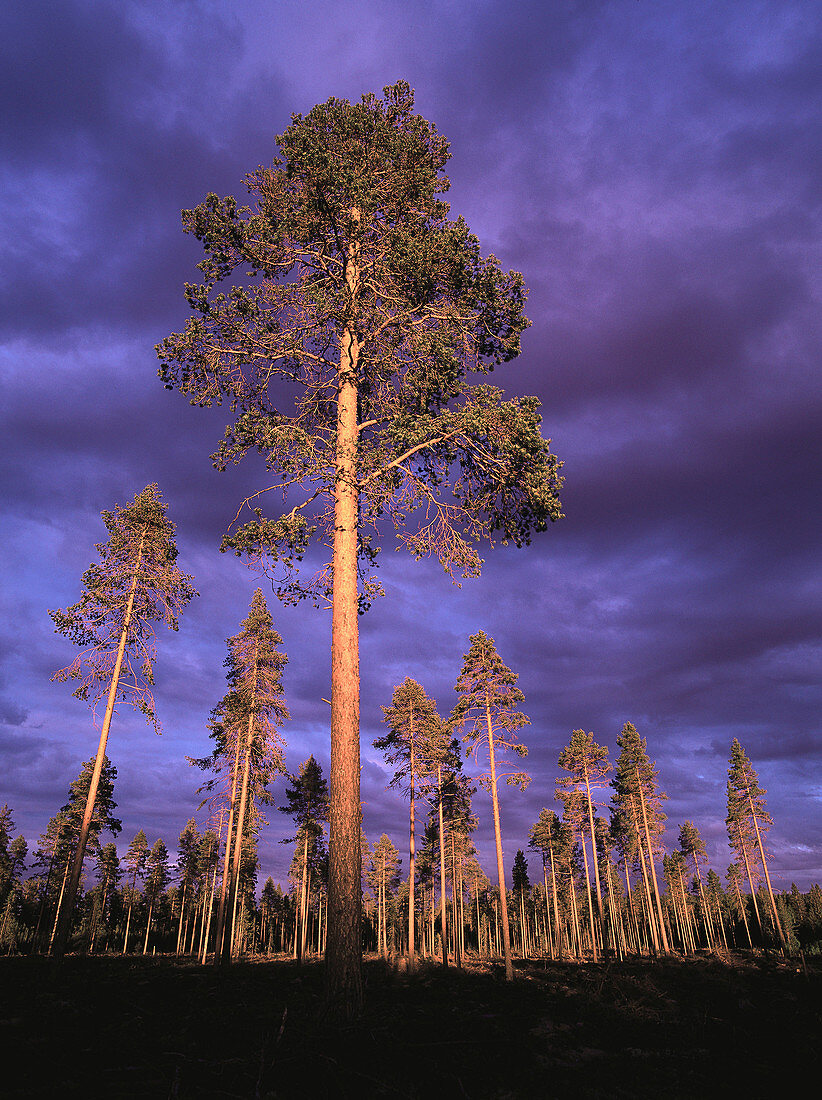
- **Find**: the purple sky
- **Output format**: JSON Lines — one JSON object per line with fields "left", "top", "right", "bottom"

{"left": 2, "top": 0, "right": 821, "bottom": 894}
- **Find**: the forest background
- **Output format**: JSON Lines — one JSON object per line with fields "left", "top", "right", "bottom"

{"left": 2, "top": 0, "right": 822, "bottom": 894}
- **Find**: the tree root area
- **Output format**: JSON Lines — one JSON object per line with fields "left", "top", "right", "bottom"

{"left": 1, "top": 953, "right": 819, "bottom": 1098}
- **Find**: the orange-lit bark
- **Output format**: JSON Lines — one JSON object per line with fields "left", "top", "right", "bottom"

{"left": 52, "top": 532, "right": 145, "bottom": 959}
{"left": 325, "top": 220, "right": 363, "bottom": 1014}
{"left": 486, "top": 696, "right": 514, "bottom": 980}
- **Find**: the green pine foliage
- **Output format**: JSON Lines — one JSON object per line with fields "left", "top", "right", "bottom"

{"left": 158, "top": 81, "right": 562, "bottom": 602}
{"left": 49, "top": 484, "right": 196, "bottom": 730}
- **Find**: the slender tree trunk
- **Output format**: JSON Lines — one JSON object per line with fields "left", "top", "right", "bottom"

{"left": 176, "top": 884, "right": 187, "bottom": 955}
{"left": 408, "top": 732, "right": 416, "bottom": 969}
{"left": 93, "top": 877, "right": 110, "bottom": 954}
{"left": 541, "top": 855, "right": 552, "bottom": 958}
{"left": 326, "top": 238, "right": 363, "bottom": 1015}
{"left": 692, "top": 862, "right": 714, "bottom": 949}
{"left": 200, "top": 839, "right": 221, "bottom": 964}
{"left": 450, "top": 831, "right": 462, "bottom": 968}
{"left": 631, "top": 803, "right": 660, "bottom": 954}
{"left": 736, "top": 824, "right": 763, "bottom": 937}
{"left": 747, "top": 790, "right": 786, "bottom": 947}
{"left": 34, "top": 847, "right": 57, "bottom": 951}
{"left": 636, "top": 769, "right": 669, "bottom": 953}
{"left": 143, "top": 901, "right": 153, "bottom": 955}
{"left": 579, "top": 832, "right": 599, "bottom": 961}
{"left": 214, "top": 723, "right": 244, "bottom": 962}
{"left": 437, "top": 765, "right": 448, "bottom": 968}
{"left": 583, "top": 772, "right": 604, "bottom": 923}
{"left": 123, "top": 886, "right": 136, "bottom": 955}
{"left": 53, "top": 532, "right": 145, "bottom": 961}
{"left": 548, "top": 844, "right": 562, "bottom": 956}
{"left": 567, "top": 867, "right": 582, "bottom": 959}
{"left": 485, "top": 697, "right": 514, "bottom": 980}
{"left": 294, "top": 830, "right": 309, "bottom": 961}
{"left": 48, "top": 857, "right": 72, "bottom": 955}
{"left": 225, "top": 703, "right": 256, "bottom": 964}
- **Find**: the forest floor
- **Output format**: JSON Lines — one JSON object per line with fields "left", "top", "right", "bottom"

{"left": 1, "top": 950, "right": 820, "bottom": 1098}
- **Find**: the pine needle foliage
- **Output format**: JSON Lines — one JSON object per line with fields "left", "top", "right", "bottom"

{"left": 49, "top": 484, "right": 196, "bottom": 731}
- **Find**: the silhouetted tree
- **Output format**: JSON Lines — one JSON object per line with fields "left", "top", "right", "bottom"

{"left": 280, "top": 756, "right": 329, "bottom": 960}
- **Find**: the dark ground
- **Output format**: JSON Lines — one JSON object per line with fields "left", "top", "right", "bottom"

{"left": 1, "top": 952, "right": 819, "bottom": 1098}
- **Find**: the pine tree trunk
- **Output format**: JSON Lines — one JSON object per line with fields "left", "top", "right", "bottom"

{"left": 567, "top": 867, "right": 582, "bottom": 959}
{"left": 325, "top": 247, "right": 364, "bottom": 1016}
{"left": 736, "top": 824, "right": 764, "bottom": 937}
{"left": 632, "top": 802, "right": 661, "bottom": 954}
{"left": 732, "top": 872, "right": 753, "bottom": 946}
{"left": 34, "top": 847, "right": 57, "bottom": 951}
{"left": 450, "top": 831, "right": 462, "bottom": 968}
{"left": 123, "top": 896, "right": 134, "bottom": 954}
{"left": 226, "top": 706, "right": 256, "bottom": 963}
{"left": 485, "top": 698, "right": 514, "bottom": 980}
{"left": 408, "top": 733, "right": 416, "bottom": 969}
{"left": 693, "top": 862, "right": 714, "bottom": 949}
{"left": 214, "top": 737, "right": 243, "bottom": 961}
{"left": 584, "top": 772, "right": 604, "bottom": 923}
{"left": 747, "top": 790, "right": 786, "bottom": 947}
{"left": 143, "top": 901, "right": 153, "bottom": 955}
{"left": 437, "top": 765, "right": 448, "bottom": 968}
{"left": 176, "top": 884, "right": 187, "bottom": 955}
{"left": 53, "top": 532, "right": 145, "bottom": 961}
{"left": 295, "top": 831, "right": 309, "bottom": 961}
{"left": 636, "top": 769, "right": 670, "bottom": 953}
{"left": 541, "top": 856, "right": 552, "bottom": 958}
{"left": 548, "top": 844, "right": 562, "bottom": 956}
{"left": 579, "top": 832, "right": 599, "bottom": 961}
{"left": 200, "top": 850, "right": 220, "bottom": 963}
{"left": 48, "top": 857, "right": 72, "bottom": 955}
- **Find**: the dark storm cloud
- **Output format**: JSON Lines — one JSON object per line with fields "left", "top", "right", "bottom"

{"left": 0, "top": 0, "right": 291, "bottom": 338}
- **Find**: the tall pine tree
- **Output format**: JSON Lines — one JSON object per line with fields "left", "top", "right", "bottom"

{"left": 49, "top": 485, "right": 194, "bottom": 959}
{"left": 375, "top": 678, "right": 450, "bottom": 968}
{"left": 279, "top": 755, "right": 329, "bottom": 961}
{"left": 158, "top": 82, "right": 563, "bottom": 1016}
{"left": 726, "top": 739, "right": 784, "bottom": 947}
{"left": 451, "top": 631, "right": 530, "bottom": 980}
{"left": 208, "top": 590, "right": 289, "bottom": 963}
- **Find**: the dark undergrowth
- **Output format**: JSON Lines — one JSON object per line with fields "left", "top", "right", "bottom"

{"left": 1, "top": 951, "right": 819, "bottom": 1098}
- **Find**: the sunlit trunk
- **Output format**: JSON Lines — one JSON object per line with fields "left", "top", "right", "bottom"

{"left": 747, "top": 790, "right": 786, "bottom": 948}
{"left": 225, "top": 701, "right": 256, "bottom": 963}
{"left": 408, "top": 725, "right": 416, "bottom": 968}
{"left": 326, "top": 220, "right": 363, "bottom": 1016}
{"left": 636, "top": 768, "right": 669, "bottom": 953}
{"left": 53, "top": 531, "right": 146, "bottom": 961}
{"left": 437, "top": 765, "right": 448, "bottom": 968}
{"left": 484, "top": 695, "right": 513, "bottom": 979}
{"left": 579, "top": 832, "right": 599, "bottom": 962}
{"left": 214, "top": 723, "right": 243, "bottom": 962}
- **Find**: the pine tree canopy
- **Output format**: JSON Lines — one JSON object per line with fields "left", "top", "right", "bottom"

{"left": 157, "top": 81, "right": 563, "bottom": 606}
{"left": 49, "top": 484, "right": 196, "bottom": 730}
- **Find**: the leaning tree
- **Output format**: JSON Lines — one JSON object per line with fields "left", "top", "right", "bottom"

{"left": 49, "top": 485, "right": 195, "bottom": 959}
{"left": 157, "top": 82, "right": 562, "bottom": 1015}
{"left": 726, "top": 738, "right": 785, "bottom": 947}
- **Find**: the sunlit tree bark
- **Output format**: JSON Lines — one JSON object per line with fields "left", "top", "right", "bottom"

{"left": 49, "top": 486, "right": 194, "bottom": 960}
{"left": 159, "top": 82, "right": 562, "bottom": 1017}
